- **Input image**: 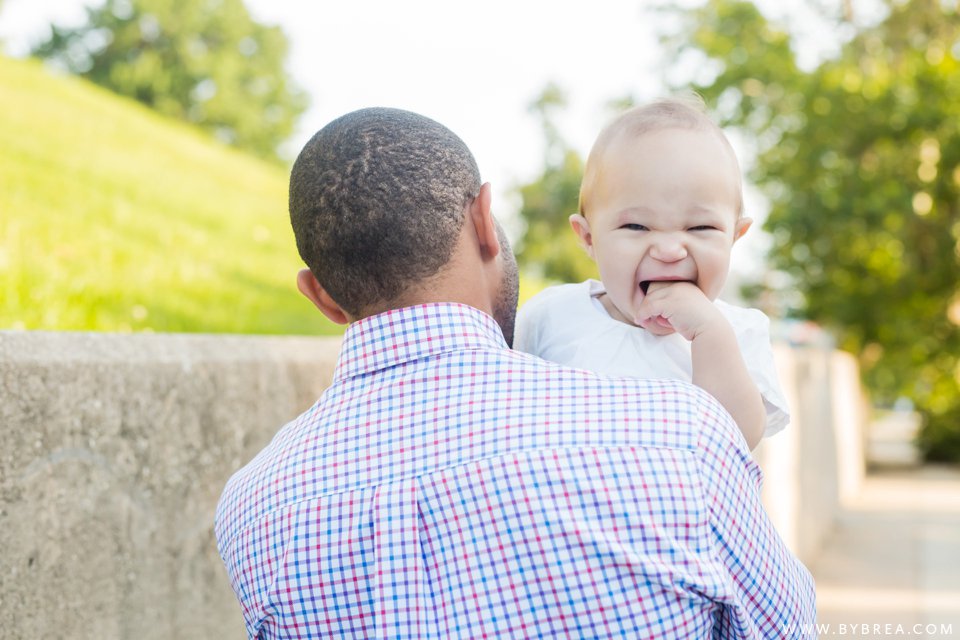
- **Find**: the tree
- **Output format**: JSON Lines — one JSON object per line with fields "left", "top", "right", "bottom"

{"left": 514, "top": 83, "right": 597, "bottom": 283}
{"left": 33, "top": 0, "right": 308, "bottom": 163}
{"left": 663, "top": 0, "right": 960, "bottom": 459}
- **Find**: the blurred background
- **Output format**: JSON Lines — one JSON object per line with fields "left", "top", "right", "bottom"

{"left": 2, "top": 0, "right": 959, "bottom": 636}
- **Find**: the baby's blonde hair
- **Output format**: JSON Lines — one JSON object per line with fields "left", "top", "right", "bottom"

{"left": 579, "top": 94, "right": 743, "bottom": 216}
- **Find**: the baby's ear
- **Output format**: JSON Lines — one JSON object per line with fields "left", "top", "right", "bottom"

{"left": 734, "top": 216, "right": 753, "bottom": 241}
{"left": 568, "top": 214, "right": 596, "bottom": 259}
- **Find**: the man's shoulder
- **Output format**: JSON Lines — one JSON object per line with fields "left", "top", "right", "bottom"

{"left": 510, "top": 354, "right": 753, "bottom": 487}
{"left": 506, "top": 347, "right": 737, "bottom": 444}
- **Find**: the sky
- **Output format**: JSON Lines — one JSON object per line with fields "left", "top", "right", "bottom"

{"left": 0, "top": 0, "right": 878, "bottom": 278}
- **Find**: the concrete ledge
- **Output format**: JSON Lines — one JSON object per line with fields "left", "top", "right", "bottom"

{"left": 0, "top": 331, "right": 341, "bottom": 639}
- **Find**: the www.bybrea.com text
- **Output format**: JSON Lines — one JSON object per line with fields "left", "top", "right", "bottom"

{"left": 783, "top": 623, "right": 954, "bottom": 637}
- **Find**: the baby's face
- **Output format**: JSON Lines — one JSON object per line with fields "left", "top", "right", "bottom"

{"left": 577, "top": 128, "right": 747, "bottom": 324}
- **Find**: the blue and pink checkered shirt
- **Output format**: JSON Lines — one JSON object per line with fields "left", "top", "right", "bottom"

{"left": 216, "top": 303, "right": 815, "bottom": 639}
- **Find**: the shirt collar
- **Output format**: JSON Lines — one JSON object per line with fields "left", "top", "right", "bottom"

{"left": 333, "top": 302, "right": 508, "bottom": 381}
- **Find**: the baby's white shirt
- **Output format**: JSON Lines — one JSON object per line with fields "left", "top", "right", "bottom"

{"left": 515, "top": 279, "right": 790, "bottom": 437}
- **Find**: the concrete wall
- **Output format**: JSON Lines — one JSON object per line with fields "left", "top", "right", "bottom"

{"left": 0, "top": 331, "right": 341, "bottom": 640}
{"left": 0, "top": 331, "right": 864, "bottom": 638}
{"left": 754, "top": 345, "right": 868, "bottom": 565}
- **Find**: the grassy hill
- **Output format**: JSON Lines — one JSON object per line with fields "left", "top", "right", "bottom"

{"left": 0, "top": 55, "right": 341, "bottom": 335}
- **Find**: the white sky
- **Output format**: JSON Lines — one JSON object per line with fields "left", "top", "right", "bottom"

{"left": 0, "top": 0, "right": 881, "bottom": 279}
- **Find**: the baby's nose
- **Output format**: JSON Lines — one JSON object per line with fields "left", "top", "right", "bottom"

{"left": 650, "top": 236, "right": 688, "bottom": 262}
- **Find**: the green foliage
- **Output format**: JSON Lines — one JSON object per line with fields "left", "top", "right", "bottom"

{"left": 665, "top": 0, "right": 960, "bottom": 460}
{"left": 515, "top": 84, "right": 598, "bottom": 284}
{"left": 0, "top": 55, "right": 339, "bottom": 336}
{"left": 31, "top": 0, "right": 308, "bottom": 163}
{"left": 918, "top": 403, "right": 960, "bottom": 463}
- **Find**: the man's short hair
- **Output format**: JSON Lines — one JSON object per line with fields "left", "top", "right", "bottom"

{"left": 289, "top": 107, "right": 482, "bottom": 317}
{"left": 579, "top": 95, "right": 742, "bottom": 216}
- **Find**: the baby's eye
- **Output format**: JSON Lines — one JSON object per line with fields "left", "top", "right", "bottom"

{"left": 689, "top": 225, "right": 718, "bottom": 231}
{"left": 621, "top": 223, "right": 648, "bottom": 231}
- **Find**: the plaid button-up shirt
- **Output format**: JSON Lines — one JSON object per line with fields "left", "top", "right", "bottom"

{"left": 216, "top": 303, "right": 815, "bottom": 639}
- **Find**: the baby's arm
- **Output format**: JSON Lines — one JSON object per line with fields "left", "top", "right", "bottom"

{"left": 636, "top": 282, "right": 766, "bottom": 448}
{"left": 689, "top": 318, "right": 766, "bottom": 448}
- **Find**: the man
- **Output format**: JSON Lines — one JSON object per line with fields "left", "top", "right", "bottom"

{"left": 215, "top": 107, "right": 815, "bottom": 638}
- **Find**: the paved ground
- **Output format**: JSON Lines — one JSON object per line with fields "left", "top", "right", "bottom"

{"left": 809, "top": 465, "right": 960, "bottom": 639}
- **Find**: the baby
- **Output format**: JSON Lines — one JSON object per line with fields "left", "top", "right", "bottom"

{"left": 515, "top": 96, "right": 789, "bottom": 449}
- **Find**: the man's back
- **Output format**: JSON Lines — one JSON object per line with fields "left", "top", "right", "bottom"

{"left": 216, "top": 303, "right": 814, "bottom": 639}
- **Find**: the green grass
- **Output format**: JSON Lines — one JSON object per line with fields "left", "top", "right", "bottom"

{"left": 0, "top": 56, "right": 548, "bottom": 336}
{"left": 0, "top": 55, "right": 341, "bottom": 335}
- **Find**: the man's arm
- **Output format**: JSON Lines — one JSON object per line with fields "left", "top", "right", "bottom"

{"left": 695, "top": 393, "right": 816, "bottom": 636}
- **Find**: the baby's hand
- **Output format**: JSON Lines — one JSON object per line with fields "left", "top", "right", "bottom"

{"left": 634, "top": 281, "right": 724, "bottom": 340}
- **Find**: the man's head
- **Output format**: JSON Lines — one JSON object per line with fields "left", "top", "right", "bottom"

{"left": 570, "top": 96, "right": 751, "bottom": 326}
{"left": 290, "top": 107, "right": 519, "bottom": 343}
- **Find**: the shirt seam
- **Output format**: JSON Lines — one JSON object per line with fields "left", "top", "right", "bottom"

{"left": 221, "top": 440, "right": 699, "bottom": 552}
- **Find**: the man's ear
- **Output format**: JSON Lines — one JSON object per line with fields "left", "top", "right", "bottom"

{"left": 569, "top": 213, "right": 595, "bottom": 259}
{"left": 734, "top": 216, "right": 753, "bottom": 241}
{"left": 468, "top": 182, "right": 500, "bottom": 260}
{"left": 296, "top": 268, "right": 352, "bottom": 325}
